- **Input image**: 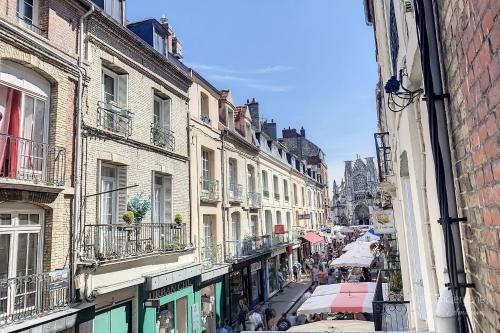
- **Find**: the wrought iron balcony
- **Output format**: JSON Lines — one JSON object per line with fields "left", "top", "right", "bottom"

{"left": 374, "top": 132, "right": 393, "bottom": 182}
{"left": 97, "top": 101, "right": 133, "bottom": 137}
{"left": 284, "top": 195, "right": 290, "bottom": 202}
{"left": 0, "top": 269, "right": 70, "bottom": 328}
{"left": 200, "top": 243, "right": 224, "bottom": 269}
{"left": 17, "top": 12, "right": 44, "bottom": 34}
{"left": 271, "top": 231, "right": 290, "bottom": 247}
{"left": 0, "top": 134, "right": 66, "bottom": 187}
{"left": 228, "top": 183, "right": 243, "bottom": 202}
{"left": 263, "top": 190, "right": 270, "bottom": 198}
{"left": 372, "top": 269, "right": 409, "bottom": 331}
{"left": 247, "top": 192, "right": 262, "bottom": 209}
{"left": 225, "top": 235, "right": 270, "bottom": 261}
{"left": 151, "top": 123, "right": 175, "bottom": 151}
{"left": 82, "top": 223, "right": 186, "bottom": 262}
{"left": 200, "top": 177, "right": 220, "bottom": 202}
{"left": 274, "top": 193, "right": 280, "bottom": 200}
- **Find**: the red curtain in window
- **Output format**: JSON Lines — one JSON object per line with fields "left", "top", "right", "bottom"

{"left": 0, "top": 86, "right": 20, "bottom": 178}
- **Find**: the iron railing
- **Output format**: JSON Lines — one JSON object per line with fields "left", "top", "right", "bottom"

{"left": 374, "top": 132, "right": 393, "bottom": 182}
{"left": 247, "top": 192, "right": 262, "bottom": 209}
{"left": 0, "top": 134, "right": 66, "bottom": 186}
{"left": 284, "top": 195, "right": 290, "bottom": 202}
{"left": 274, "top": 193, "right": 280, "bottom": 200}
{"left": 200, "top": 243, "right": 223, "bottom": 269}
{"left": 151, "top": 123, "right": 175, "bottom": 151}
{"left": 225, "top": 235, "right": 270, "bottom": 260}
{"left": 97, "top": 101, "right": 133, "bottom": 137}
{"left": 16, "top": 12, "right": 44, "bottom": 34}
{"left": 372, "top": 269, "right": 409, "bottom": 331}
{"left": 200, "top": 177, "right": 220, "bottom": 202}
{"left": 0, "top": 270, "right": 70, "bottom": 327}
{"left": 271, "top": 231, "right": 290, "bottom": 247}
{"left": 228, "top": 183, "right": 243, "bottom": 202}
{"left": 82, "top": 223, "right": 186, "bottom": 262}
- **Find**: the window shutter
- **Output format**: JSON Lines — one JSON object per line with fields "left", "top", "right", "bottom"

{"left": 117, "top": 74, "right": 128, "bottom": 109}
{"left": 117, "top": 165, "right": 128, "bottom": 219}
{"left": 164, "top": 176, "right": 172, "bottom": 223}
{"left": 163, "top": 99, "right": 171, "bottom": 130}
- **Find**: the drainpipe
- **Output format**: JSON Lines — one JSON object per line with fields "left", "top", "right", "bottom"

{"left": 221, "top": 129, "right": 228, "bottom": 260}
{"left": 419, "top": 1, "right": 469, "bottom": 332}
{"left": 72, "top": 3, "right": 94, "bottom": 301}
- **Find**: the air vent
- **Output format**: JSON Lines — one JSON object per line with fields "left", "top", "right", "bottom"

{"left": 405, "top": 1, "right": 413, "bottom": 12}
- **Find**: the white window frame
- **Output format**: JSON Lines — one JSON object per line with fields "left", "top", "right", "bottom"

{"left": 104, "top": 0, "right": 123, "bottom": 23}
{"left": 0, "top": 204, "right": 44, "bottom": 321}
{"left": 100, "top": 164, "right": 118, "bottom": 225}
{"left": 153, "top": 29, "right": 166, "bottom": 55}
{"left": 231, "top": 213, "right": 240, "bottom": 241}
{"left": 153, "top": 95, "right": 171, "bottom": 130}
{"left": 17, "top": 0, "right": 39, "bottom": 29}
{"left": 152, "top": 172, "right": 173, "bottom": 224}
{"left": 203, "top": 215, "right": 213, "bottom": 248}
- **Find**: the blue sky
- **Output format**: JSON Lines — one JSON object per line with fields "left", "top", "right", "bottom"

{"left": 127, "top": 0, "right": 378, "bottom": 184}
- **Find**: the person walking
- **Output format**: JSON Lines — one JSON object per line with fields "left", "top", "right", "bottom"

{"left": 277, "top": 270, "right": 285, "bottom": 292}
{"left": 277, "top": 313, "right": 292, "bottom": 331}
{"left": 311, "top": 265, "right": 319, "bottom": 286}
{"left": 288, "top": 311, "right": 298, "bottom": 326}
{"left": 268, "top": 311, "right": 278, "bottom": 331}
{"left": 264, "top": 303, "right": 274, "bottom": 330}
{"left": 292, "top": 264, "right": 299, "bottom": 281}
{"left": 237, "top": 298, "right": 249, "bottom": 331}
{"left": 249, "top": 305, "right": 264, "bottom": 331}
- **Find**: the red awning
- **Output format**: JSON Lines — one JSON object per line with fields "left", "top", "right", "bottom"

{"left": 301, "top": 231, "right": 324, "bottom": 245}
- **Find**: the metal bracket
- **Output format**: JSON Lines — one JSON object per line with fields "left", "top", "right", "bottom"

{"left": 437, "top": 217, "right": 467, "bottom": 225}
{"left": 422, "top": 93, "right": 450, "bottom": 101}
{"left": 445, "top": 282, "right": 476, "bottom": 290}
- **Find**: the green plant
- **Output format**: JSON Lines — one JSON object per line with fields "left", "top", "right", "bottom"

{"left": 122, "top": 211, "right": 135, "bottom": 224}
{"left": 174, "top": 213, "right": 183, "bottom": 224}
{"left": 127, "top": 193, "right": 152, "bottom": 223}
{"left": 389, "top": 269, "right": 403, "bottom": 293}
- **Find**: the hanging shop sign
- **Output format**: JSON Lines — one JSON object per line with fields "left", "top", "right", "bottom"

{"left": 251, "top": 261, "right": 262, "bottom": 272}
{"left": 274, "top": 224, "right": 285, "bottom": 234}
{"left": 372, "top": 209, "right": 396, "bottom": 234}
{"left": 148, "top": 279, "right": 193, "bottom": 299}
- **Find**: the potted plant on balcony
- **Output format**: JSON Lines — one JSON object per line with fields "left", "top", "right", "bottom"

{"left": 127, "top": 193, "right": 151, "bottom": 223}
{"left": 172, "top": 213, "right": 184, "bottom": 229}
{"left": 120, "top": 211, "right": 135, "bottom": 231}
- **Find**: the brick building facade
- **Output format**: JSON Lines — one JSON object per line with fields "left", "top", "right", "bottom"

{"left": 437, "top": 1, "right": 499, "bottom": 331}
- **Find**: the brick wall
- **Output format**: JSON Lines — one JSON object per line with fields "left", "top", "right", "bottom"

{"left": 438, "top": 1, "right": 499, "bottom": 332}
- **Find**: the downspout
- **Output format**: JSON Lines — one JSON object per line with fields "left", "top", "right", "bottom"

{"left": 187, "top": 109, "right": 193, "bottom": 247}
{"left": 221, "top": 130, "right": 227, "bottom": 260}
{"left": 417, "top": 1, "right": 469, "bottom": 332}
{"left": 72, "top": 3, "right": 94, "bottom": 301}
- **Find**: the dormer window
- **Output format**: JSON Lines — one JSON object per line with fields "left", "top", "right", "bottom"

{"left": 93, "top": 0, "right": 123, "bottom": 23}
{"left": 153, "top": 29, "right": 165, "bottom": 55}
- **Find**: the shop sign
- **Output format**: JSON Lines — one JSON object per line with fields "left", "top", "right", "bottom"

{"left": 148, "top": 280, "right": 193, "bottom": 300}
{"left": 48, "top": 269, "right": 69, "bottom": 291}
{"left": 250, "top": 261, "right": 262, "bottom": 272}
{"left": 298, "top": 214, "right": 311, "bottom": 220}
{"left": 372, "top": 209, "right": 395, "bottom": 234}
{"left": 274, "top": 224, "right": 285, "bottom": 234}
{"left": 144, "top": 299, "right": 160, "bottom": 308}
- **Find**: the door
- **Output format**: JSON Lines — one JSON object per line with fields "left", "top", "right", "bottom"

{"left": 201, "top": 150, "right": 210, "bottom": 194}
{"left": 94, "top": 302, "right": 131, "bottom": 333}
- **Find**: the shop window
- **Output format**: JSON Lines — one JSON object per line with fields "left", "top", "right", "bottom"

{"left": 201, "top": 285, "right": 216, "bottom": 333}
{"left": 94, "top": 302, "right": 131, "bottom": 333}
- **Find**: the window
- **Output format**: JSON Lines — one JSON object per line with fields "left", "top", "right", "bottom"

{"left": 202, "top": 150, "right": 210, "bottom": 180}
{"left": 228, "top": 159, "right": 237, "bottom": 185}
{"left": 247, "top": 165, "right": 255, "bottom": 192}
{"left": 203, "top": 215, "right": 214, "bottom": 248}
{"left": 100, "top": 163, "right": 127, "bottom": 224}
{"left": 152, "top": 173, "right": 172, "bottom": 224}
{"left": 264, "top": 210, "right": 272, "bottom": 235}
{"left": 301, "top": 187, "right": 305, "bottom": 206}
{"left": 250, "top": 215, "right": 258, "bottom": 235}
{"left": 276, "top": 211, "right": 282, "bottom": 226}
{"left": 17, "top": 0, "right": 39, "bottom": 31}
{"left": 283, "top": 180, "right": 289, "bottom": 201}
{"left": 262, "top": 171, "right": 269, "bottom": 197}
{"left": 200, "top": 92, "right": 210, "bottom": 124}
{"left": 231, "top": 213, "right": 240, "bottom": 241}
{"left": 102, "top": 68, "right": 127, "bottom": 107}
{"left": 286, "top": 212, "right": 291, "bottom": 231}
{"left": 227, "top": 108, "right": 234, "bottom": 130}
{"left": 153, "top": 95, "right": 171, "bottom": 130}
{"left": 0, "top": 205, "right": 43, "bottom": 317}
{"left": 103, "top": 0, "right": 123, "bottom": 23}
{"left": 293, "top": 184, "right": 298, "bottom": 205}
{"left": 153, "top": 29, "right": 166, "bottom": 55}
{"left": 273, "top": 175, "right": 279, "bottom": 199}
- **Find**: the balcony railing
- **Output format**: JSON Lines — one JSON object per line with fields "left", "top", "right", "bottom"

{"left": 284, "top": 195, "right": 290, "bottom": 202}
{"left": 82, "top": 223, "right": 186, "bottom": 262}
{"left": 372, "top": 269, "right": 409, "bottom": 331}
{"left": 151, "top": 123, "right": 175, "bottom": 151}
{"left": 17, "top": 12, "right": 44, "bottom": 34}
{"left": 374, "top": 132, "right": 393, "bottom": 182}
{"left": 274, "top": 193, "right": 280, "bottom": 200}
{"left": 200, "top": 243, "right": 223, "bottom": 269}
{"left": 271, "top": 231, "right": 290, "bottom": 247}
{"left": 225, "top": 235, "right": 270, "bottom": 260}
{"left": 0, "top": 270, "right": 70, "bottom": 328}
{"left": 263, "top": 190, "right": 270, "bottom": 198}
{"left": 247, "top": 192, "right": 262, "bottom": 209}
{"left": 228, "top": 183, "right": 243, "bottom": 202}
{"left": 0, "top": 134, "right": 66, "bottom": 186}
{"left": 97, "top": 101, "right": 133, "bottom": 137}
{"left": 200, "top": 177, "right": 219, "bottom": 202}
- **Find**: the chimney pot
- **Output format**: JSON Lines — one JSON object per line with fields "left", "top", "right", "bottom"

{"left": 160, "top": 15, "right": 168, "bottom": 24}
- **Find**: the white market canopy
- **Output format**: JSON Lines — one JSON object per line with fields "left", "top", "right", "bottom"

{"left": 356, "top": 232, "right": 380, "bottom": 242}
{"left": 330, "top": 244, "right": 375, "bottom": 268}
{"left": 297, "top": 283, "right": 378, "bottom": 315}
{"left": 342, "top": 240, "right": 376, "bottom": 252}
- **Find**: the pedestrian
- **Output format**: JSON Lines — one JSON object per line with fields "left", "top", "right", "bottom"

{"left": 264, "top": 303, "right": 274, "bottom": 329}
{"left": 327, "top": 270, "right": 336, "bottom": 284}
{"left": 237, "top": 298, "right": 249, "bottom": 331}
{"left": 249, "top": 305, "right": 264, "bottom": 331}
{"left": 277, "top": 270, "right": 285, "bottom": 292}
{"left": 312, "top": 265, "right": 319, "bottom": 286}
{"left": 277, "top": 312, "right": 292, "bottom": 331}
{"left": 268, "top": 311, "right": 277, "bottom": 331}
{"left": 288, "top": 311, "right": 298, "bottom": 326}
{"left": 292, "top": 264, "right": 299, "bottom": 281}
{"left": 302, "top": 287, "right": 312, "bottom": 303}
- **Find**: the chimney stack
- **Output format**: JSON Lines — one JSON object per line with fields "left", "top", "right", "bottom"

{"left": 247, "top": 98, "right": 260, "bottom": 132}
{"left": 300, "top": 127, "right": 306, "bottom": 137}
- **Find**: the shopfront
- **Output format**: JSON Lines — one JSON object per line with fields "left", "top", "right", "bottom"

{"left": 140, "top": 264, "right": 202, "bottom": 333}
{"left": 200, "top": 281, "right": 223, "bottom": 333}
{"left": 266, "top": 256, "right": 279, "bottom": 296}
{"left": 229, "top": 268, "right": 249, "bottom": 323}
{"left": 249, "top": 261, "right": 264, "bottom": 307}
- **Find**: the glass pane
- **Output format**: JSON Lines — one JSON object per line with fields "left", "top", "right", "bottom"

{"left": 102, "top": 166, "right": 116, "bottom": 178}
{"left": 22, "top": 95, "right": 35, "bottom": 140}
{"left": 26, "top": 233, "right": 38, "bottom": 276}
{"left": 23, "top": 0, "right": 34, "bottom": 22}
{"left": 29, "top": 214, "right": 39, "bottom": 225}
{"left": 33, "top": 99, "right": 46, "bottom": 144}
{"left": 157, "top": 301, "right": 174, "bottom": 333}
{"left": 0, "top": 234, "right": 10, "bottom": 279}
{"left": 103, "top": 74, "right": 115, "bottom": 103}
{"left": 0, "top": 214, "right": 11, "bottom": 225}
{"left": 16, "top": 234, "right": 28, "bottom": 276}
{"left": 176, "top": 297, "right": 188, "bottom": 333}
{"left": 154, "top": 99, "right": 161, "bottom": 124}
{"left": 19, "top": 214, "right": 29, "bottom": 225}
